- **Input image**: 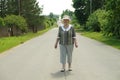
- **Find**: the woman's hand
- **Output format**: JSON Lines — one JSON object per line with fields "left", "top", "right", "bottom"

{"left": 54, "top": 43, "right": 58, "bottom": 49}
{"left": 54, "top": 38, "right": 59, "bottom": 49}
{"left": 75, "top": 43, "right": 78, "bottom": 48}
{"left": 74, "top": 38, "right": 78, "bottom": 48}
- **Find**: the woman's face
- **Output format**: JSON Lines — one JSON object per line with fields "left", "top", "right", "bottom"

{"left": 63, "top": 19, "right": 69, "bottom": 25}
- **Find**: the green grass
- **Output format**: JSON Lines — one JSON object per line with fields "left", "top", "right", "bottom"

{"left": 81, "top": 31, "right": 120, "bottom": 49}
{"left": 0, "top": 28, "right": 50, "bottom": 53}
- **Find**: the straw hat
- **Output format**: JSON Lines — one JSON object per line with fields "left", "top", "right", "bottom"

{"left": 62, "top": 15, "right": 71, "bottom": 21}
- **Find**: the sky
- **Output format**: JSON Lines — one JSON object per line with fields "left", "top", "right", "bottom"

{"left": 37, "top": 0, "right": 75, "bottom": 15}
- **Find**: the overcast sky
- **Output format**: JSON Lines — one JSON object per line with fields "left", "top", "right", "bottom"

{"left": 37, "top": 0, "right": 75, "bottom": 15}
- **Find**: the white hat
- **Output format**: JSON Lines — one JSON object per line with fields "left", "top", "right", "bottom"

{"left": 62, "top": 15, "right": 71, "bottom": 21}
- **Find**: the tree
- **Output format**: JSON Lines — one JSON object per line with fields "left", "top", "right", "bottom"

{"left": 0, "top": 17, "right": 5, "bottom": 27}
{"left": 0, "top": 0, "right": 7, "bottom": 17}
{"left": 86, "top": 9, "right": 109, "bottom": 32}
{"left": 0, "top": 0, "right": 44, "bottom": 32}
{"left": 61, "top": 9, "right": 74, "bottom": 18}
{"left": 20, "top": 0, "right": 43, "bottom": 32}
{"left": 4, "top": 15, "right": 28, "bottom": 36}
{"left": 91, "top": 0, "right": 105, "bottom": 12}
{"left": 73, "top": 0, "right": 89, "bottom": 25}
{"left": 104, "top": 0, "right": 120, "bottom": 38}
{"left": 6, "top": 0, "right": 19, "bottom": 15}
{"left": 72, "top": 0, "right": 104, "bottom": 25}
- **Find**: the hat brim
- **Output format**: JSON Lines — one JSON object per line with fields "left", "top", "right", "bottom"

{"left": 62, "top": 15, "right": 71, "bottom": 21}
{"left": 62, "top": 18, "right": 71, "bottom": 21}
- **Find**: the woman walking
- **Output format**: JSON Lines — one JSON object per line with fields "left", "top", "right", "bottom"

{"left": 54, "top": 15, "right": 78, "bottom": 72}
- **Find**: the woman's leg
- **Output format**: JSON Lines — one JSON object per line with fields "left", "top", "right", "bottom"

{"left": 60, "top": 45, "right": 67, "bottom": 71}
{"left": 62, "top": 63, "right": 66, "bottom": 69}
{"left": 60, "top": 63, "right": 66, "bottom": 72}
{"left": 66, "top": 45, "right": 73, "bottom": 71}
{"left": 68, "top": 63, "right": 71, "bottom": 68}
{"left": 68, "top": 63, "right": 72, "bottom": 71}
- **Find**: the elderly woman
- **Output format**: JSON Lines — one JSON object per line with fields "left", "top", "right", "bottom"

{"left": 54, "top": 15, "right": 78, "bottom": 72}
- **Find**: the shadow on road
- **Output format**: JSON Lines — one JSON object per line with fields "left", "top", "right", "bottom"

{"left": 51, "top": 70, "right": 72, "bottom": 78}
{"left": 51, "top": 71, "right": 65, "bottom": 78}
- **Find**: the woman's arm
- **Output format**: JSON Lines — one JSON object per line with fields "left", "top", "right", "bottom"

{"left": 72, "top": 27, "right": 78, "bottom": 48}
{"left": 74, "top": 38, "right": 78, "bottom": 48}
{"left": 54, "top": 38, "right": 59, "bottom": 49}
{"left": 55, "top": 27, "right": 61, "bottom": 49}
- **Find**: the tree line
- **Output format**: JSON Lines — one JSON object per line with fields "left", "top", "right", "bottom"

{"left": 72, "top": 0, "right": 120, "bottom": 38}
{"left": 0, "top": 0, "right": 57, "bottom": 37}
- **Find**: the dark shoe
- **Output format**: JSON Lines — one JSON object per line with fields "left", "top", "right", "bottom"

{"left": 60, "top": 69, "right": 65, "bottom": 72}
{"left": 68, "top": 68, "right": 72, "bottom": 71}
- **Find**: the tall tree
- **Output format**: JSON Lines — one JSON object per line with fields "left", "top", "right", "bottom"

{"left": 0, "top": 0, "right": 7, "bottom": 17}
{"left": 73, "top": 0, "right": 88, "bottom": 25}
{"left": 61, "top": 9, "right": 74, "bottom": 17}
{"left": 6, "top": 0, "right": 19, "bottom": 15}
{"left": 0, "top": 17, "right": 5, "bottom": 26}
{"left": 91, "top": 0, "right": 105, "bottom": 12}
{"left": 104, "top": 0, "right": 120, "bottom": 38}
{"left": 72, "top": 0, "right": 104, "bottom": 25}
{"left": 18, "top": 0, "right": 43, "bottom": 32}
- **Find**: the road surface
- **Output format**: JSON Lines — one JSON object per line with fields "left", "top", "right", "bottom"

{"left": 0, "top": 28, "right": 120, "bottom": 80}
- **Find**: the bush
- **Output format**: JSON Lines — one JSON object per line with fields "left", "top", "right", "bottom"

{"left": 95, "top": 9, "right": 109, "bottom": 32}
{"left": 0, "top": 17, "right": 5, "bottom": 27}
{"left": 86, "top": 9, "right": 109, "bottom": 32}
{"left": 86, "top": 12, "right": 101, "bottom": 32}
{"left": 71, "top": 15, "right": 82, "bottom": 30}
{"left": 4, "top": 15, "right": 28, "bottom": 31}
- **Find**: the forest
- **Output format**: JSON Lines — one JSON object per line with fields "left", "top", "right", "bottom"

{"left": 72, "top": 0, "right": 120, "bottom": 38}
{"left": 0, "top": 0, "right": 57, "bottom": 37}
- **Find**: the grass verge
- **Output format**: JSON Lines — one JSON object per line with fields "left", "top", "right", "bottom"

{"left": 0, "top": 28, "right": 50, "bottom": 53}
{"left": 80, "top": 31, "right": 120, "bottom": 50}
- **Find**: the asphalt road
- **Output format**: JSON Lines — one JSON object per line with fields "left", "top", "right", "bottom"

{"left": 0, "top": 28, "right": 120, "bottom": 80}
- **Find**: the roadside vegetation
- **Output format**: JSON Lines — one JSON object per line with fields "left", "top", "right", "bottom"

{"left": 59, "top": 7, "right": 120, "bottom": 50}
{"left": 0, "top": 28, "right": 51, "bottom": 53}
{"left": 0, "top": 0, "right": 58, "bottom": 53}
{"left": 0, "top": 0, "right": 120, "bottom": 53}
{"left": 81, "top": 31, "right": 120, "bottom": 50}
{"left": 71, "top": 0, "right": 120, "bottom": 50}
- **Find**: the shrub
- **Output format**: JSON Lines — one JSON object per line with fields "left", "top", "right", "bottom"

{"left": 4, "top": 15, "right": 28, "bottom": 31}
{"left": 86, "top": 9, "right": 109, "bottom": 32}
{"left": 95, "top": 9, "right": 109, "bottom": 32}
{"left": 86, "top": 12, "right": 101, "bottom": 32}
{"left": 0, "top": 17, "right": 5, "bottom": 27}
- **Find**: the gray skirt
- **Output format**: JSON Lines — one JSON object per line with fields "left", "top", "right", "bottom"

{"left": 59, "top": 44, "right": 73, "bottom": 64}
